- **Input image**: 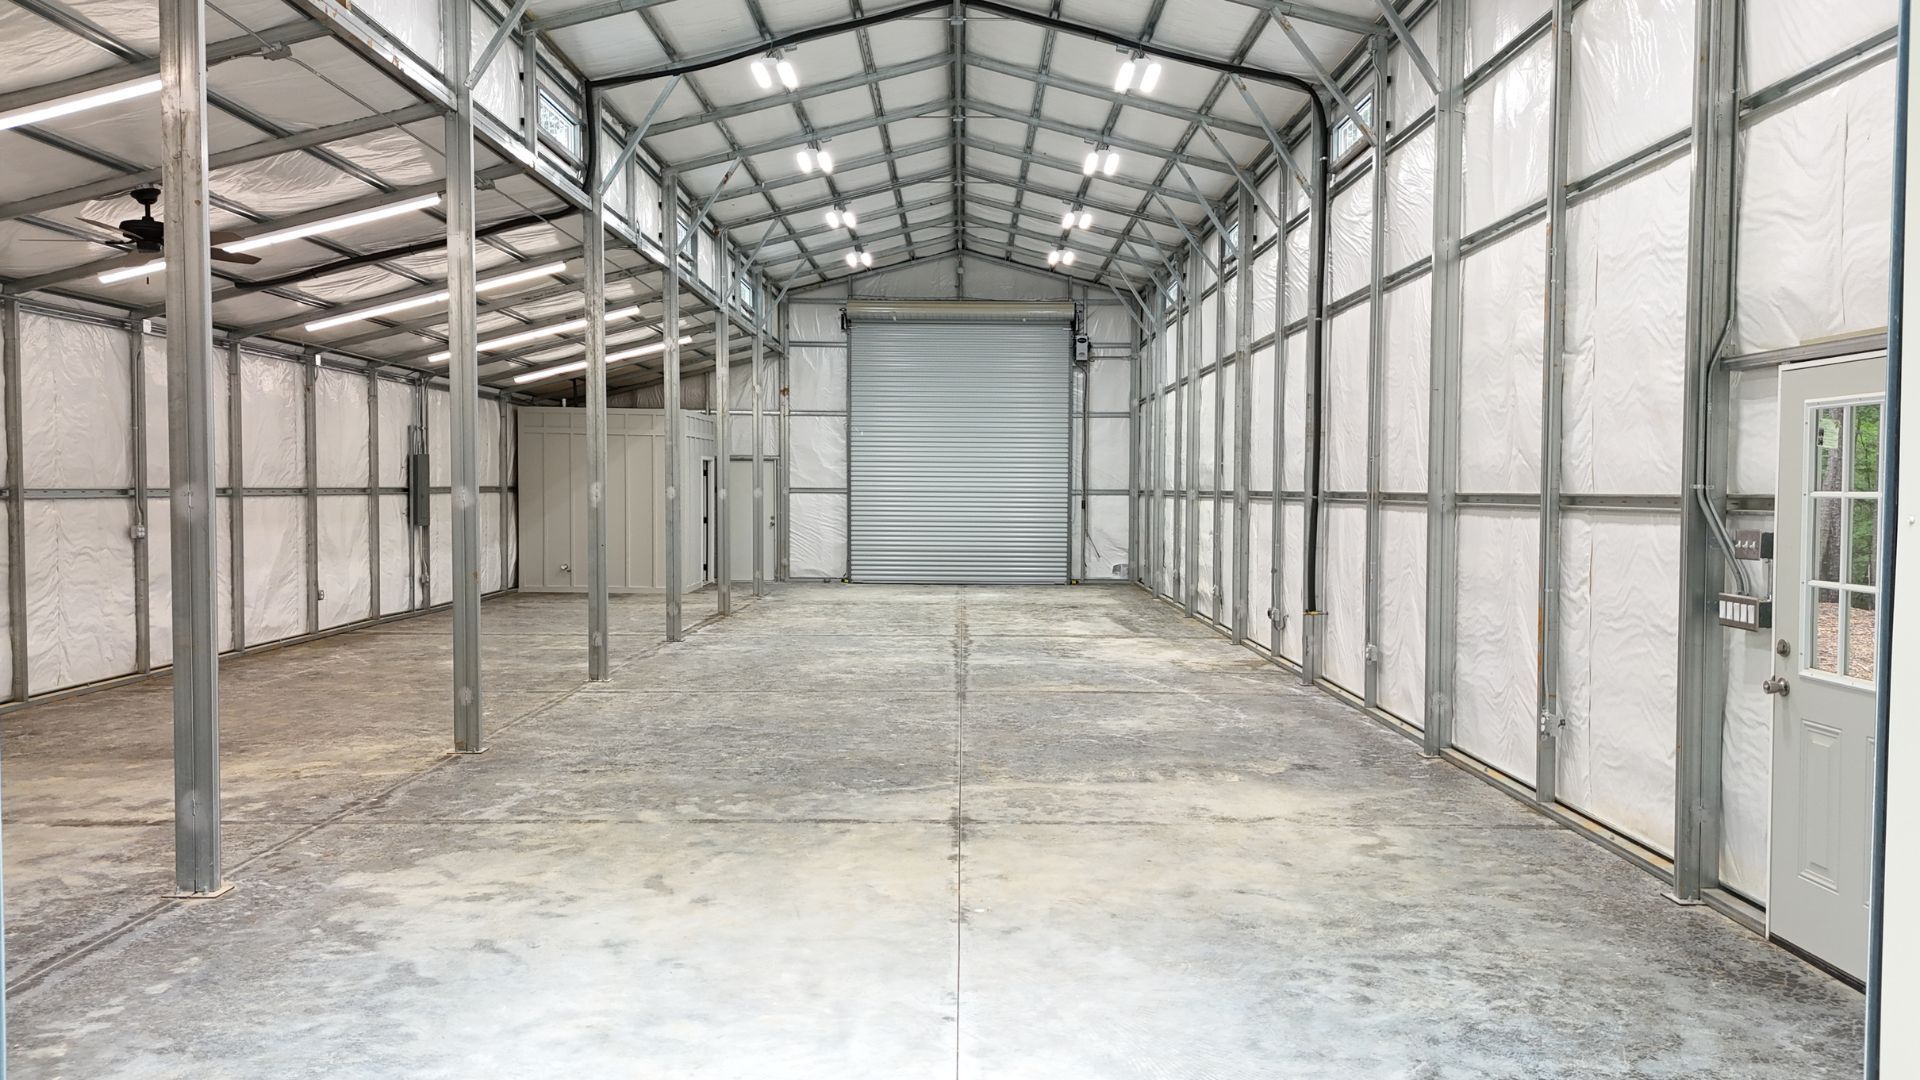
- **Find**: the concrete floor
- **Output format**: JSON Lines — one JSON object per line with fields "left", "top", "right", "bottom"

{"left": 2, "top": 584, "right": 1864, "bottom": 1078}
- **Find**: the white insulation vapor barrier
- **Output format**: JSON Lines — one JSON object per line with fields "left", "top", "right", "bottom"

{"left": 1123, "top": 0, "right": 1897, "bottom": 906}
{"left": 2, "top": 306, "right": 515, "bottom": 701}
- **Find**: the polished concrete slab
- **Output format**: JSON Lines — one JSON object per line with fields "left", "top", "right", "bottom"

{"left": 1, "top": 585, "right": 1864, "bottom": 1078}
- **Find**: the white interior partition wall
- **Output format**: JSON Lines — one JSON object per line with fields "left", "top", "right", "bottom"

{"left": 0, "top": 301, "right": 517, "bottom": 707}
{"left": 1129, "top": 0, "right": 1899, "bottom": 927}
{"left": 786, "top": 254, "right": 1137, "bottom": 583}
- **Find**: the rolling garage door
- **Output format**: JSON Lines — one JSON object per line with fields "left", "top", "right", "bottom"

{"left": 847, "top": 304, "right": 1072, "bottom": 583}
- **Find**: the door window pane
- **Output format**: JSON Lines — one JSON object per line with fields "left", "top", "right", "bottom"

{"left": 1814, "top": 406, "right": 1846, "bottom": 490}
{"left": 1851, "top": 403, "right": 1882, "bottom": 492}
{"left": 1812, "top": 586, "right": 1842, "bottom": 674}
{"left": 1849, "top": 500, "right": 1878, "bottom": 586}
{"left": 1812, "top": 497, "right": 1844, "bottom": 583}
{"left": 1848, "top": 591, "right": 1877, "bottom": 680}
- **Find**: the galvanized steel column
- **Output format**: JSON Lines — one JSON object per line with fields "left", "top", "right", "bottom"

{"left": 751, "top": 272, "right": 767, "bottom": 598}
{"left": 447, "top": 0, "right": 485, "bottom": 751}
{"left": 1212, "top": 239, "right": 1228, "bottom": 625}
{"left": 1672, "top": 0, "right": 1741, "bottom": 902}
{"left": 1364, "top": 40, "right": 1390, "bottom": 708}
{"left": 131, "top": 329, "right": 151, "bottom": 674}
{"left": 1534, "top": 0, "right": 1576, "bottom": 804}
{"left": 1183, "top": 250, "right": 1201, "bottom": 617}
{"left": 302, "top": 358, "right": 319, "bottom": 635}
{"left": 367, "top": 368, "right": 381, "bottom": 617}
{"left": 663, "top": 169, "right": 685, "bottom": 640}
{"left": 1423, "top": 0, "right": 1468, "bottom": 756}
{"left": 159, "top": 0, "right": 226, "bottom": 895}
{"left": 585, "top": 91, "right": 611, "bottom": 681}
{"left": 1232, "top": 187, "right": 1254, "bottom": 645}
{"left": 3, "top": 303, "right": 27, "bottom": 705}
{"left": 714, "top": 244, "right": 732, "bottom": 614}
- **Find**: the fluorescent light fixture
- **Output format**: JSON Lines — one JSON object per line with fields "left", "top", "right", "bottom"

{"left": 841, "top": 208, "right": 856, "bottom": 228}
{"left": 0, "top": 77, "right": 162, "bottom": 133}
{"left": 825, "top": 209, "right": 841, "bottom": 229}
{"left": 1062, "top": 209, "right": 1076, "bottom": 230}
{"left": 511, "top": 335, "right": 693, "bottom": 384}
{"left": 860, "top": 250, "right": 873, "bottom": 267}
{"left": 1061, "top": 250, "right": 1075, "bottom": 266}
{"left": 797, "top": 148, "right": 815, "bottom": 173}
{"left": 1114, "top": 59, "right": 1136, "bottom": 94}
{"left": 1103, "top": 150, "right": 1121, "bottom": 176}
{"left": 1047, "top": 249, "right": 1062, "bottom": 267}
{"left": 428, "top": 303, "right": 640, "bottom": 362}
{"left": 776, "top": 59, "right": 799, "bottom": 90}
{"left": 223, "top": 194, "right": 443, "bottom": 254}
{"left": 1078, "top": 211, "right": 1093, "bottom": 230}
{"left": 816, "top": 148, "right": 833, "bottom": 173}
{"left": 98, "top": 258, "right": 165, "bottom": 285}
{"left": 845, "top": 251, "right": 860, "bottom": 268}
{"left": 750, "top": 59, "right": 773, "bottom": 90}
{"left": 302, "top": 260, "right": 567, "bottom": 333}
{"left": 1083, "top": 151, "right": 1099, "bottom": 176}
{"left": 1140, "top": 61, "right": 1162, "bottom": 94}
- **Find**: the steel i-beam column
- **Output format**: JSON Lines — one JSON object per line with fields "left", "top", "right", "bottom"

{"left": 777, "top": 292, "right": 791, "bottom": 583}
{"left": 1671, "top": 0, "right": 1741, "bottom": 903}
{"left": 751, "top": 272, "right": 767, "bottom": 597}
{"left": 1423, "top": 0, "right": 1468, "bottom": 756}
{"left": 1364, "top": 39, "right": 1390, "bottom": 709}
{"left": 447, "top": 0, "right": 485, "bottom": 752}
{"left": 585, "top": 91, "right": 612, "bottom": 681}
{"left": 1534, "top": 0, "right": 1575, "bottom": 804}
{"left": 1272, "top": 180, "right": 1290, "bottom": 658}
{"left": 714, "top": 244, "right": 733, "bottom": 614}
{"left": 1213, "top": 239, "right": 1228, "bottom": 626}
{"left": 160, "top": 0, "right": 227, "bottom": 896}
{"left": 663, "top": 169, "right": 685, "bottom": 641}
{"left": 1183, "top": 250, "right": 1202, "bottom": 618}
{"left": 1151, "top": 285, "right": 1167, "bottom": 599}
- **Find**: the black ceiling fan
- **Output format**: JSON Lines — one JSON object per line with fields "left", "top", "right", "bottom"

{"left": 32, "top": 186, "right": 264, "bottom": 274}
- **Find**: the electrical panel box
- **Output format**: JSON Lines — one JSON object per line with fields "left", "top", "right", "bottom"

{"left": 1073, "top": 334, "right": 1090, "bottom": 365}
{"left": 407, "top": 451, "right": 431, "bottom": 527}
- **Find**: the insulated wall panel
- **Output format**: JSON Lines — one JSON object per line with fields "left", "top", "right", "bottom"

{"left": 428, "top": 388, "right": 451, "bottom": 486}
{"left": 1556, "top": 511, "right": 1679, "bottom": 854}
{"left": 141, "top": 332, "right": 232, "bottom": 487}
{"left": 1462, "top": 37, "right": 1551, "bottom": 235}
{"left": 1381, "top": 277, "right": 1432, "bottom": 492}
{"left": 1247, "top": 499, "right": 1275, "bottom": 651}
{"left": 22, "top": 313, "right": 131, "bottom": 489}
{"left": 1196, "top": 498, "right": 1217, "bottom": 620}
{"left": 790, "top": 491, "right": 847, "bottom": 578}
{"left": 0, "top": 504, "right": 8, "bottom": 696}
{"left": 1721, "top": 511, "right": 1777, "bottom": 902}
{"left": 145, "top": 497, "right": 237, "bottom": 666}
{"left": 1326, "top": 305, "right": 1370, "bottom": 492}
{"left": 1083, "top": 495, "right": 1129, "bottom": 581}
{"left": 789, "top": 346, "right": 847, "bottom": 412}
{"left": 1378, "top": 505, "right": 1427, "bottom": 726}
{"left": 1322, "top": 504, "right": 1368, "bottom": 695}
{"left": 482, "top": 496, "right": 504, "bottom": 594}
{"left": 379, "top": 493, "right": 415, "bottom": 615}
{"left": 1735, "top": 60, "right": 1897, "bottom": 354}
{"left": 1330, "top": 170, "right": 1374, "bottom": 299}
{"left": 241, "top": 353, "right": 305, "bottom": 489}
{"left": 1384, "top": 127, "right": 1436, "bottom": 274}
{"left": 1276, "top": 501, "right": 1305, "bottom": 662}
{"left": 1453, "top": 507, "right": 1539, "bottom": 785}
{"left": 1744, "top": 0, "right": 1896, "bottom": 90}
{"left": 377, "top": 379, "right": 414, "bottom": 486}
{"left": 1570, "top": 0, "right": 1694, "bottom": 177}
{"left": 1469, "top": 0, "right": 1550, "bottom": 66}
{"left": 1072, "top": 418, "right": 1130, "bottom": 492}
{"left": 430, "top": 492, "right": 452, "bottom": 604}
{"left": 315, "top": 369, "right": 371, "bottom": 487}
{"left": 244, "top": 495, "right": 307, "bottom": 645}
{"left": 25, "top": 499, "right": 136, "bottom": 691}
{"left": 1729, "top": 367, "right": 1780, "bottom": 496}
{"left": 1563, "top": 159, "right": 1689, "bottom": 494}
{"left": 1197, "top": 371, "right": 1218, "bottom": 481}
{"left": 1250, "top": 346, "right": 1276, "bottom": 491}
{"left": 1252, "top": 246, "right": 1278, "bottom": 342}
{"left": 1459, "top": 224, "right": 1545, "bottom": 492}
{"left": 316, "top": 496, "right": 371, "bottom": 629}
{"left": 789, "top": 415, "right": 848, "bottom": 488}
{"left": 1281, "top": 332, "right": 1307, "bottom": 490}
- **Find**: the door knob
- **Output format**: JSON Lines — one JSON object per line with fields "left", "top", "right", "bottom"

{"left": 1762, "top": 676, "right": 1790, "bottom": 697}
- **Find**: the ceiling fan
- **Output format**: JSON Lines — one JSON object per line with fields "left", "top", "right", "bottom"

{"left": 32, "top": 186, "right": 263, "bottom": 274}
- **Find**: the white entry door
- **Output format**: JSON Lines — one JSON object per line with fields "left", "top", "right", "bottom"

{"left": 728, "top": 459, "right": 777, "bottom": 582}
{"left": 1769, "top": 353, "right": 1885, "bottom": 980}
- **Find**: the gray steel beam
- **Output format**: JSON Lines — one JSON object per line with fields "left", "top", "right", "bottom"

{"left": 1231, "top": 76, "right": 1313, "bottom": 198}
{"left": 302, "top": 358, "right": 320, "bottom": 636}
{"left": 1363, "top": 37, "right": 1388, "bottom": 708}
{"left": 714, "top": 242, "right": 733, "bottom": 614}
{"left": 1671, "top": 0, "right": 1739, "bottom": 904}
{"left": 1216, "top": 0, "right": 1391, "bottom": 36}
{"left": 963, "top": 52, "right": 1271, "bottom": 143}
{"left": 1422, "top": 0, "right": 1466, "bottom": 756}
{"left": 961, "top": 98, "right": 1241, "bottom": 175}
{"left": 663, "top": 169, "right": 685, "bottom": 640}
{"left": 1200, "top": 124, "right": 1285, "bottom": 228}
{"left": 604, "top": 74, "right": 681, "bottom": 192}
{"left": 367, "top": 365, "right": 382, "bottom": 618}
{"left": 469, "top": 0, "right": 532, "bottom": 90}
{"left": 226, "top": 342, "right": 246, "bottom": 652}
{"left": 1533, "top": 0, "right": 1574, "bottom": 804}
{"left": 1212, "top": 228, "right": 1227, "bottom": 625}
{"left": 160, "top": 0, "right": 226, "bottom": 897}
{"left": 448, "top": 0, "right": 485, "bottom": 754}
{"left": 3, "top": 301, "right": 28, "bottom": 702}
{"left": 131, "top": 328, "right": 151, "bottom": 673}
{"left": 1269, "top": 177, "right": 1289, "bottom": 654}
{"left": 585, "top": 93, "right": 612, "bottom": 681}
{"left": 1374, "top": 0, "right": 1439, "bottom": 92}
{"left": 0, "top": 19, "right": 327, "bottom": 117}
{"left": 777, "top": 291, "right": 790, "bottom": 581}
{"left": 1272, "top": 14, "right": 1376, "bottom": 145}
{"left": 1183, "top": 248, "right": 1201, "bottom": 617}
{"left": 672, "top": 101, "right": 951, "bottom": 173}
{"left": 751, "top": 270, "right": 766, "bottom": 597}
{"left": 1232, "top": 185, "right": 1254, "bottom": 643}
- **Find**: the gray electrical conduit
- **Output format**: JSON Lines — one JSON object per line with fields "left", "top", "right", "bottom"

{"left": 586, "top": 0, "right": 1336, "bottom": 614}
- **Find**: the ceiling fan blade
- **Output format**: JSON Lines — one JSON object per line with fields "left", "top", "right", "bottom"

{"left": 78, "top": 216, "right": 131, "bottom": 236}
{"left": 209, "top": 229, "right": 245, "bottom": 245}
{"left": 96, "top": 251, "right": 159, "bottom": 273}
{"left": 210, "top": 247, "right": 262, "bottom": 265}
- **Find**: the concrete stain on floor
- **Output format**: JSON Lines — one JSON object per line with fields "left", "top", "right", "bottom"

{"left": 1, "top": 585, "right": 1865, "bottom": 1078}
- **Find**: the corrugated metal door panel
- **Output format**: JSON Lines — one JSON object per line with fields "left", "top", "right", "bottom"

{"left": 849, "top": 321, "right": 1070, "bottom": 584}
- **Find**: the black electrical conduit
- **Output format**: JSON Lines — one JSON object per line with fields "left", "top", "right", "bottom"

{"left": 586, "top": 0, "right": 1336, "bottom": 618}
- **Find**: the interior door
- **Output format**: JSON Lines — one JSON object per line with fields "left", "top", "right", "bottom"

{"left": 728, "top": 459, "right": 776, "bottom": 582}
{"left": 1770, "top": 353, "right": 1885, "bottom": 980}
